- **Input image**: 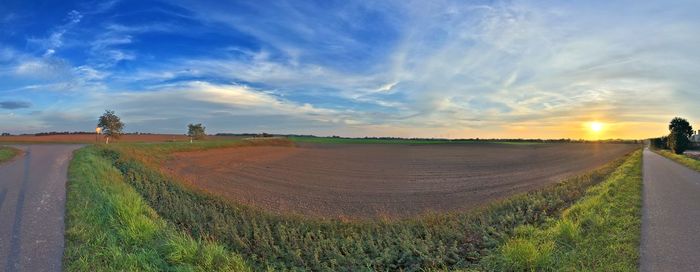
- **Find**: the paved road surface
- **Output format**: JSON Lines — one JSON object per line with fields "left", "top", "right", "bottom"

{"left": 641, "top": 148, "right": 700, "bottom": 271}
{"left": 0, "top": 145, "right": 82, "bottom": 272}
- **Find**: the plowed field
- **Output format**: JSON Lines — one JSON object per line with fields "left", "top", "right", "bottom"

{"left": 164, "top": 143, "right": 637, "bottom": 218}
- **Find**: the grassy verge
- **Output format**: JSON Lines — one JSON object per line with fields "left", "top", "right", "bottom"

{"left": 482, "top": 150, "right": 642, "bottom": 271}
{"left": 654, "top": 149, "right": 700, "bottom": 172}
{"left": 94, "top": 140, "right": 634, "bottom": 271}
{"left": 64, "top": 146, "right": 252, "bottom": 271}
{"left": 0, "top": 146, "right": 20, "bottom": 164}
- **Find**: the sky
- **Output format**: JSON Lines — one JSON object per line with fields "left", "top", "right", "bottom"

{"left": 1, "top": 0, "right": 699, "bottom": 139}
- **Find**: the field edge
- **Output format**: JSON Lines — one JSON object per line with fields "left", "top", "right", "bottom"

{"left": 94, "top": 141, "right": 637, "bottom": 271}
{"left": 481, "top": 149, "right": 643, "bottom": 271}
{"left": 63, "top": 146, "right": 253, "bottom": 271}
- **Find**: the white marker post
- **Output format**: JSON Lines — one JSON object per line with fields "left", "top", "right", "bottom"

{"left": 95, "top": 127, "right": 102, "bottom": 144}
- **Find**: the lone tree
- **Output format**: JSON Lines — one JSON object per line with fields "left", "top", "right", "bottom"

{"left": 97, "top": 110, "right": 124, "bottom": 144}
{"left": 187, "top": 123, "right": 206, "bottom": 142}
{"left": 668, "top": 117, "right": 693, "bottom": 154}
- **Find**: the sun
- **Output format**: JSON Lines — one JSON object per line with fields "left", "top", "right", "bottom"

{"left": 589, "top": 121, "right": 604, "bottom": 133}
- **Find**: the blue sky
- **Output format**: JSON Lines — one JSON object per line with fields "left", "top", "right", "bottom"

{"left": 1, "top": 0, "right": 699, "bottom": 138}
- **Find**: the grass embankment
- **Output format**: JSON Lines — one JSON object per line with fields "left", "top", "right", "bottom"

{"left": 0, "top": 146, "right": 20, "bottom": 164}
{"left": 94, "top": 139, "right": 634, "bottom": 271}
{"left": 289, "top": 136, "right": 542, "bottom": 145}
{"left": 654, "top": 149, "right": 700, "bottom": 172}
{"left": 64, "top": 146, "right": 252, "bottom": 271}
{"left": 483, "top": 150, "right": 642, "bottom": 271}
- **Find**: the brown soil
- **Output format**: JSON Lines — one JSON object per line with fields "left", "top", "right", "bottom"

{"left": 0, "top": 134, "right": 240, "bottom": 143}
{"left": 164, "top": 143, "right": 637, "bottom": 218}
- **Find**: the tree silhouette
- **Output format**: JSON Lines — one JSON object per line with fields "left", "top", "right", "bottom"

{"left": 668, "top": 117, "right": 693, "bottom": 154}
{"left": 97, "top": 110, "right": 124, "bottom": 144}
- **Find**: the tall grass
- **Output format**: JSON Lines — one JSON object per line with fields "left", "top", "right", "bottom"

{"left": 0, "top": 146, "right": 20, "bottom": 163}
{"left": 482, "top": 150, "right": 643, "bottom": 271}
{"left": 95, "top": 140, "right": 634, "bottom": 271}
{"left": 654, "top": 149, "right": 700, "bottom": 172}
{"left": 64, "top": 147, "right": 252, "bottom": 271}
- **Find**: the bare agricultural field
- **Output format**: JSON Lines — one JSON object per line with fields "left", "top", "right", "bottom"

{"left": 164, "top": 143, "right": 638, "bottom": 218}
{"left": 0, "top": 134, "right": 241, "bottom": 143}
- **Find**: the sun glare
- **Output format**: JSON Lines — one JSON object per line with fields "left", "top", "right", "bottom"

{"left": 589, "top": 122, "right": 604, "bottom": 133}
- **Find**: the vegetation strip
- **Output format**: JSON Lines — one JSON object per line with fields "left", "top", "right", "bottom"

{"left": 482, "top": 150, "right": 642, "bottom": 271}
{"left": 653, "top": 149, "right": 700, "bottom": 172}
{"left": 95, "top": 140, "right": 634, "bottom": 271}
{"left": 0, "top": 146, "right": 20, "bottom": 164}
{"left": 63, "top": 147, "right": 252, "bottom": 271}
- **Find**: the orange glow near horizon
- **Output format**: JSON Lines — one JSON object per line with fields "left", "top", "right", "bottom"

{"left": 352, "top": 120, "right": 672, "bottom": 140}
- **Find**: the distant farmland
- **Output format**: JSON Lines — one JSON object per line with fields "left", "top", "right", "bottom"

{"left": 164, "top": 142, "right": 638, "bottom": 218}
{"left": 0, "top": 134, "right": 242, "bottom": 143}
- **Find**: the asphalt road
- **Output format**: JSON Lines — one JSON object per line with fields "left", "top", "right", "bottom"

{"left": 0, "top": 145, "right": 82, "bottom": 272}
{"left": 641, "top": 148, "right": 700, "bottom": 271}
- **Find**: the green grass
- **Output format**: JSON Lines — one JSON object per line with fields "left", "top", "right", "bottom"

{"left": 0, "top": 146, "right": 20, "bottom": 164}
{"left": 289, "top": 136, "right": 543, "bottom": 145}
{"left": 482, "top": 150, "right": 643, "bottom": 271}
{"left": 63, "top": 146, "right": 252, "bottom": 271}
{"left": 654, "top": 149, "right": 700, "bottom": 172}
{"left": 91, "top": 139, "right": 634, "bottom": 271}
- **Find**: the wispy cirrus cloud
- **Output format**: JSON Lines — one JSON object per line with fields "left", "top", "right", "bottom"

{"left": 1, "top": 0, "right": 699, "bottom": 139}
{"left": 27, "top": 10, "right": 83, "bottom": 57}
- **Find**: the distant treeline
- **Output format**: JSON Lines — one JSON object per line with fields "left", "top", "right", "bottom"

{"left": 35, "top": 131, "right": 95, "bottom": 136}
{"left": 650, "top": 136, "right": 668, "bottom": 149}
{"left": 215, "top": 132, "right": 303, "bottom": 138}
{"left": 215, "top": 133, "right": 642, "bottom": 144}
{"left": 648, "top": 136, "right": 695, "bottom": 150}
{"left": 0, "top": 131, "right": 156, "bottom": 136}
{"left": 331, "top": 136, "right": 641, "bottom": 144}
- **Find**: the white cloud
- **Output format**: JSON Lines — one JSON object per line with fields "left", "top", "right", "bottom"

{"left": 4, "top": 1, "right": 700, "bottom": 138}
{"left": 27, "top": 10, "right": 83, "bottom": 56}
{"left": 375, "top": 81, "right": 399, "bottom": 93}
